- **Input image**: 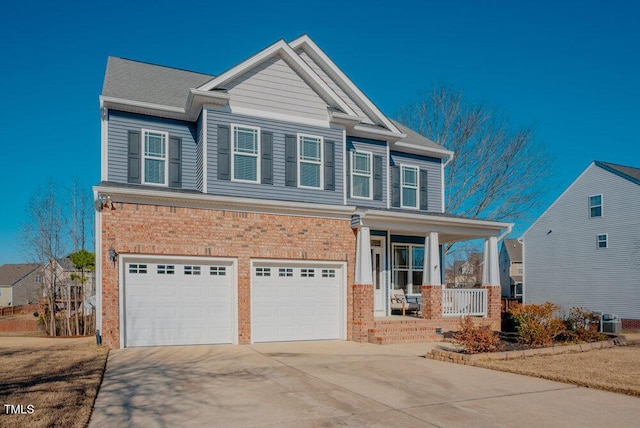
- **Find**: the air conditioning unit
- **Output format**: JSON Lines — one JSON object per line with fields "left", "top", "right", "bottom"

{"left": 601, "top": 313, "right": 621, "bottom": 333}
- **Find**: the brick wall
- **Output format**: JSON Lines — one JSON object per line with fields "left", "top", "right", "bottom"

{"left": 622, "top": 319, "right": 640, "bottom": 330}
{"left": 101, "top": 202, "right": 356, "bottom": 348}
{"left": 352, "top": 283, "right": 374, "bottom": 342}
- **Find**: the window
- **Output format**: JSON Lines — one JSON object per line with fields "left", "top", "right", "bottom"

{"left": 210, "top": 266, "right": 226, "bottom": 276}
{"left": 35, "top": 275, "right": 42, "bottom": 283}
{"left": 301, "top": 268, "right": 315, "bottom": 278}
{"left": 393, "top": 244, "right": 424, "bottom": 295}
{"left": 128, "top": 264, "right": 147, "bottom": 274}
{"left": 279, "top": 268, "right": 293, "bottom": 277}
{"left": 351, "top": 151, "right": 372, "bottom": 199}
{"left": 298, "top": 135, "right": 322, "bottom": 188}
{"left": 184, "top": 266, "right": 201, "bottom": 275}
{"left": 255, "top": 267, "right": 271, "bottom": 277}
{"left": 157, "top": 265, "right": 175, "bottom": 275}
{"left": 597, "top": 234, "right": 608, "bottom": 249}
{"left": 589, "top": 194, "right": 602, "bottom": 218}
{"left": 401, "top": 165, "right": 419, "bottom": 209}
{"left": 322, "top": 269, "right": 336, "bottom": 278}
{"left": 232, "top": 125, "right": 260, "bottom": 182}
{"left": 142, "top": 129, "right": 168, "bottom": 185}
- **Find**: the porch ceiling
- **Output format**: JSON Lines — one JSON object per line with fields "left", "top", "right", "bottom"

{"left": 356, "top": 209, "right": 511, "bottom": 243}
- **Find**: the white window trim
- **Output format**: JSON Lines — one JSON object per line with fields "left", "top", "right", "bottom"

{"left": 141, "top": 128, "right": 169, "bottom": 186}
{"left": 297, "top": 133, "right": 324, "bottom": 189}
{"left": 597, "top": 233, "right": 608, "bottom": 249}
{"left": 400, "top": 164, "right": 419, "bottom": 209}
{"left": 350, "top": 150, "right": 373, "bottom": 200}
{"left": 392, "top": 243, "right": 425, "bottom": 296}
{"left": 589, "top": 193, "right": 603, "bottom": 218}
{"left": 231, "top": 123, "right": 261, "bottom": 184}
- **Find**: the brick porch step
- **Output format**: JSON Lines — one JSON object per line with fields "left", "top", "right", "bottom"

{"left": 368, "top": 318, "right": 445, "bottom": 345}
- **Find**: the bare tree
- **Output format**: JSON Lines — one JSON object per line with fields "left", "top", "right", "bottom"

{"left": 69, "top": 178, "right": 93, "bottom": 252}
{"left": 398, "top": 83, "right": 553, "bottom": 225}
{"left": 21, "top": 180, "right": 68, "bottom": 336}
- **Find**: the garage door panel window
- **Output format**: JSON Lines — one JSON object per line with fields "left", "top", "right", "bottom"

{"left": 157, "top": 265, "right": 175, "bottom": 275}
{"left": 321, "top": 269, "right": 336, "bottom": 278}
{"left": 210, "top": 266, "right": 226, "bottom": 276}
{"left": 255, "top": 267, "right": 271, "bottom": 277}
{"left": 279, "top": 268, "right": 293, "bottom": 277}
{"left": 301, "top": 268, "right": 315, "bottom": 278}
{"left": 184, "top": 266, "right": 201, "bottom": 275}
{"left": 129, "top": 264, "right": 147, "bottom": 274}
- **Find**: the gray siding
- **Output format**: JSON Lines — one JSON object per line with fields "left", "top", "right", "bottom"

{"left": 108, "top": 111, "right": 198, "bottom": 190}
{"left": 346, "top": 137, "right": 387, "bottom": 209}
{"left": 206, "top": 108, "right": 344, "bottom": 205}
{"left": 13, "top": 269, "right": 41, "bottom": 306}
{"left": 523, "top": 164, "right": 640, "bottom": 320}
{"left": 196, "top": 112, "right": 204, "bottom": 192}
{"left": 227, "top": 55, "right": 329, "bottom": 122}
{"left": 390, "top": 151, "right": 443, "bottom": 213}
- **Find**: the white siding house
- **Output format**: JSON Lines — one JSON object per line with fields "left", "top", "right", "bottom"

{"left": 522, "top": 161, "right": 640, "bottom": 328}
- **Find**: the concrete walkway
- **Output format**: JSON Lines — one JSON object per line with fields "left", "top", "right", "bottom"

{"left": 90, "top": 341, "right": 640, "bottom": 427}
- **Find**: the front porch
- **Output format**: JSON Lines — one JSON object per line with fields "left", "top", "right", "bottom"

{"left": 351, "top": 209, "right": 509, "bottom": 344}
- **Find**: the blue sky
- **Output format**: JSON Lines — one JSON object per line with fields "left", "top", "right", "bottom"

{"left": 0, "top": 0, "right": 638, "bottom": 265}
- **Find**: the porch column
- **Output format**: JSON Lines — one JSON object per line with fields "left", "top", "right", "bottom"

{"left": 421, "top": 232, "right": 442, "bottom": 320}
{"left": 481, "top": 236, "right": 501, "bottom": 329}
{"left": 353, "top": 226, "right": 373, "bottom": 342}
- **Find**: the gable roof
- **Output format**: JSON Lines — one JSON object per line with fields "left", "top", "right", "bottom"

{"left": 103, "top": 57, "right": 213, "bottom": 109}
{"left": 0, "top": 264, "right": 39, "bottom": 286}
{"left": 595, "top": 161, "right": 640, "bottom": 186}
{"left": 502, "top": 239, "right": 522, "bottom": 262}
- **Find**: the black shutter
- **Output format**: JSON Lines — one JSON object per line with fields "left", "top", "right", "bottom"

{"left": 168, "top": 136, "right": 182, "bottom": 188}
{"left": 285, "top": 134, "right": 297, "bottom": 187}
{"left": 373, "top": 155, "right": 383, "bottom": 201}
{"left": 217, "top": 125, "right": 230, "bottom": 180}
{"left": 420, "top": 168, "right": 429, "bottom": 210}
{"left": 346, "top": 151, "right": 351, "bottom": 197}
{"left": 127, "top": 131, "right": 141, "bottom": 184}
{"left": 261, "top": 131, "right": 273, "bottom": 185}
{"left": 324, "top": 140, "right": 335, "bottom": 191}
{"left": 391, "top": 165, "right": 400, "bottom": 207}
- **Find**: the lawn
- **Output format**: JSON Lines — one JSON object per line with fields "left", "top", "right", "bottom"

{"left": 0, "top": 336, "right": 109, "bottom": 428}
{"left": 475, "top": 333, "right": 640, "bottom": 397}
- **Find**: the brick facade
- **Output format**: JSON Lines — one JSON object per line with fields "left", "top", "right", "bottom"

{"left": 100, "top": 201, "right": 356, "bottom": 348}
{"left": 352, "top": 283, "right": 374, "bottom": 342}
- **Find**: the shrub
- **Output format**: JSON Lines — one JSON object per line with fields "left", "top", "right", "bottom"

{"left": 509, "top": 302, "right": 564, "bottom": 347}
{"left": 565, "top": 307, "right": 608, "bottom": 342}
{"left": 454, "top": 316, "right": 502, "bottom": 354}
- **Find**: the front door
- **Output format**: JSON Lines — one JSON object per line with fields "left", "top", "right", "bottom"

{"left": 371, "top": 239, "right": 386, "bottom": 316}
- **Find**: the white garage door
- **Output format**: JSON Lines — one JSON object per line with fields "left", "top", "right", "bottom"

{"left": 123, "top": 258, "right": 234, "bottom": 347}
{"left": 252, "top": 262, "right": 343, "bottom": 342}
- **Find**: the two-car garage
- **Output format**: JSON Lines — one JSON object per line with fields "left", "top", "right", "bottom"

{"left": 121, "top": 256, "right": 345, "bottom": 347}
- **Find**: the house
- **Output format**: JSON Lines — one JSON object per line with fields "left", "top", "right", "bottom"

{"left": 522, "top": 161, "right": 640, "bottom": 329}
{"left": 0, "top": 264, "right": 41, "bottom": 307}
{"left": 452, "top": 252, "right": 483, "bottom": 288}
{"left": 499, "top": 239, "right": 523, "bottom": 299}
{"left": 95, "top": 35, "right": 511, "bottom": 348}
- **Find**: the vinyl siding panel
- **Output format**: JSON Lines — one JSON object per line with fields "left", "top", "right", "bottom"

{"left": 107, "top": 111, "right": 198, "bottom": 190}
{"left": 206, "top": 108, "right": 344, "bottom": 205}
{"left": 296, "top": 49, "right": 374, "bottom": 125}
{"left": 346, "top": 137, "right": 387, "bottom": 209}
{"left": 523, "top": 164, "right": 640, "bottom": 320}
{"left": 390, "top": 151, "right": 443, "bottom": 213}
{"left": 227, "top": 55, "right": 329, "bottom": 122}
{"left": 195, "top": 112, "right": 204, "bottom": 192}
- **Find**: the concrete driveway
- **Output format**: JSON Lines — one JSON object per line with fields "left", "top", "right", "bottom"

{"left": 90, "top": 341, "right": 640, "bottom": 427}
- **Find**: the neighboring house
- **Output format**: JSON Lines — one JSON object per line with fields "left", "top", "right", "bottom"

{"left": 42, "top": 256, "right": 96, "bottom": 307}
{"left": 522, "top": 161, "right": 640, "bottom": 329}
{"left": 499, "top": 239, "right": 523, "bottom": 299}
{"left": 96, "top": 35, "right": 511, "bottom": 348}
{"left": 452, "top": 252, "right": 483, "bottom": 288}
{"left": 0, "top": 264, "right": 41, "bottom": 307}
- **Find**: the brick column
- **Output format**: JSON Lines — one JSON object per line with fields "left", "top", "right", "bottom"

{"left": 352, "top": 283, "right": 374, "bottom": 342}
{"left": 482, "top": 285, "right": 502, "bottom": 330}
{"left": 421, "top": 285, "right": 442, "bottom": 320}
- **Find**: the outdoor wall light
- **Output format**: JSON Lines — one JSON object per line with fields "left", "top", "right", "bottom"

{"left": 108, "top": 246, "right": 118, "bottom": 263}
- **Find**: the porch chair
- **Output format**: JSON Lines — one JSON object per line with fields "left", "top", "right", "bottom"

{"left": 390, "top": 289, "right": 420, "bottom": 316}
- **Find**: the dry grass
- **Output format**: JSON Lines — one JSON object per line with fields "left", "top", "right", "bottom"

{"left": 476, "top": 334, "right": 640, "bottom": 397}
{"left": 0, "top": 336, "right": 109, "bottom": 428}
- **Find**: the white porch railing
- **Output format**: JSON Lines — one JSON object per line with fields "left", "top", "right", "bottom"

{"left": 442, "top": 289, "right": 487, "bottom": 317}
